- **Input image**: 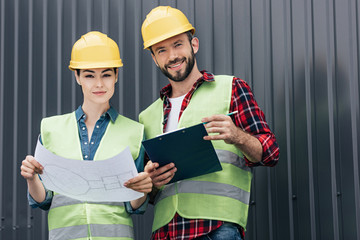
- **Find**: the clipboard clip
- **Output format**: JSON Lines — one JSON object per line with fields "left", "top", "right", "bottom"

{"left": 157, "top": 127, "right": 186, "bottom": 140}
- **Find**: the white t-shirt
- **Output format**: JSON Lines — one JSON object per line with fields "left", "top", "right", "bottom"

{"left": 165, "top": 94, "right": 186, "bottom": 133}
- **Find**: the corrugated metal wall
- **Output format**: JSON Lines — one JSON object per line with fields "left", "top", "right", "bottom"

{"left": 0, "top": 0, "right": 359, "bottom": 239}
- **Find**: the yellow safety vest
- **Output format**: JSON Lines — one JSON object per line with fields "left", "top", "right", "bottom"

{"left": 41, "top": 112, "right": 144, "bottom": 240}
{"left": 139, "top": 75, "right": 253, "bottom": 232}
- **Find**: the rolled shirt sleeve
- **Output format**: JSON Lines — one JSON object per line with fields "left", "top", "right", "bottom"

{"left": 231, "top": 77, "right": 280, "bottom": 167}
{"left": 28, "top": 187, "right": 53, "bottom": 211}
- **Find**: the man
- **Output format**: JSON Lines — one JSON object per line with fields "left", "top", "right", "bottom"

{"left": 20, "top": 31, "right": 154, "bottom": 240}
{"left": 139, "top": 6, "right": 280, "bottom": 240}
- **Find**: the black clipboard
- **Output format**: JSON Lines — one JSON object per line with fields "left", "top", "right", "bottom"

{"left": 142, "top": 123, "right": 222, "bottom": 183}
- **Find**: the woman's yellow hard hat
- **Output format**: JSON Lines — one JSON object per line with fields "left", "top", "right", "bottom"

{"left": 69, "top": 31, "right": 123, "bottom": 71}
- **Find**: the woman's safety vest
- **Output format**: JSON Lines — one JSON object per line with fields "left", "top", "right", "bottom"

{"left": 139, "top": 75, "right": 253, "bottom": 232}
{"left": 41, "top": 112, "right": 144, "bottom": 240}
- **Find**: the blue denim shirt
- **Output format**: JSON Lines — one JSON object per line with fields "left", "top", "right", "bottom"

{"left": 28, "top": 105, "right": 148, "bottom": 214}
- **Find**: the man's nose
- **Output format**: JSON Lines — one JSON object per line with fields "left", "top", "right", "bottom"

{"left": 168, "top": 48, "right": 179, "bottom": 61}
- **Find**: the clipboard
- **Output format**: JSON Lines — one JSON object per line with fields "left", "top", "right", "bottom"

{"left": 142, "top": 123, "right": 222, "bottom": 183}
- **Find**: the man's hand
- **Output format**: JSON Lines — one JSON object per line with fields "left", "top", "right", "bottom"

{"left": 202, "top": 114, "right": 242, "bottom": 144}
{"left": 124, "top": 172, "right": 152, "bottom": 193}
{"left": 20, "top": 155, "right": 43, "bottom": 181}
{"left": 202, "top": 114, "right": 263, "bottom": 163}
{"left": 145, "top": 160, "right": 177, "bottom": 188}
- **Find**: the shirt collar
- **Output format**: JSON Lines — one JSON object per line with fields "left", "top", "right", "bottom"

{"left": 75, "top": 105, "right": 118, "bottom": 123}
{"left": 159, "top": 70, "right": 215, "bottom": 100}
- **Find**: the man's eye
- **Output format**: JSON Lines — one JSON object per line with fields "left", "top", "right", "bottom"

{"left": 103, "top": 74, "right": 111, "bottom": 77}
{"left": 175, "top": 43, "right": 182, "bottom": 47}
{"left": 85, "top": 75, "right": 94, "bottom": 78}
{"left": 158, "top": 49, "right": 165, "bottom": 54}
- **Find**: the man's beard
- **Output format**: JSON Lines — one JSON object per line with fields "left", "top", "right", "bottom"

{"left": 160, "top": 49, "right": 195, "bottom": 82}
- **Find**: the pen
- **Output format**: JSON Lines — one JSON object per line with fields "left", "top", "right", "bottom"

{"left": 203, "top": 111, "right": 238, "bottom": 124}
{"left": 226, "top": 110, "right": 238, "bottom": 117}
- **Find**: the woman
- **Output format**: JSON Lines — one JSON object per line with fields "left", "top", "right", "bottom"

{"left": 20, "top": 31, "right": 153, "bottom": 240}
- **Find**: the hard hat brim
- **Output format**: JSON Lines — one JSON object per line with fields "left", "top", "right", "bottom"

{"left": 68, "top": 60, "right": 123, "bottom": 71}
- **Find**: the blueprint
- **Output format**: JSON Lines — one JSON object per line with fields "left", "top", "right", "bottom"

{"left": 34, "top": 139, "right": 144, "bottom": 202}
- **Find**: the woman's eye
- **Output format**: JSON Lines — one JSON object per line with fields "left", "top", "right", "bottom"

{"left": 102, "top": 73, "right": 112, "bottom": 78}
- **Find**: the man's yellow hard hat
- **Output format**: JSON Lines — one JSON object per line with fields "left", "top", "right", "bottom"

{"left": 69, "top": 31, "right": 123, "bottom": 71}
{"left": 141, "top": 6, "right": 195, "bottom": 50}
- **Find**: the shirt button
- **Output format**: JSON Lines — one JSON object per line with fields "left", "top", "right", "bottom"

{"left": 85, "top": 155, "right": 88, "bottom": 159}
{"left": 82, "top": 127, "right": 86, "bottom": 130}
{"left": 91, "top": 142, "right": 94, "bottom": 145}
{"left": 96, "top": 125, "right": 99, "bottom": 128}
{"left": 84, "top": 142, "right": 88, "bottom": 145}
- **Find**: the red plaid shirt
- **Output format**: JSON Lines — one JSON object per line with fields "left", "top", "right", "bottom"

{"left": 151, "top": 71, "right": 279, "bottom": 240}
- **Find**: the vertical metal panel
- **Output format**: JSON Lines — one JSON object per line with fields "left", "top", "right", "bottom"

{"left": 333, "top": 1, "right": 360, "bottom": 239}
{"left": 0, "top": 0, "right": 4, "bottom": 234}
{"left": 41, "top": 1, "right": 48, "bottom": 239}
{"left": 12, "top": 1, "right": 19, "bottom": 238}
{"left": 70, "top": 0, "right": 77, "bottom": 110}
{"left": 194, "top": 0, "right": 214, "bottom": 71}
{"left": 283, "top": 0, "right": 295, "bottom": 239}
{"left": 247, "top": 1, "right": 274, "bottom": 239}
{"left": 41, "top": 0, "right": 47, "bottom": 118}
{"left": 2, "top": 0, "right": 14, "bottom": 237}
{"left": 348, "top": 1, "right": 360, "bottom": 239}
{"left": 323, "top": 0, "right": 340, "bottom": 239}
{"left": 213, "top": 0, "right": 232, "bottom": 75}
{"left": 56, "top": 0, "right": 62, "bottom": 115}
{"left": 303, "top": 1, "right": 316, "bottom": 238}
{"left": 117, "top": 0, "right": 126, "bottom": 114}
{"left": 0, "top": 0, "right": 360, "bottom": 239}
{"left": 26, "top": 0, "right": 34, "bottom": 238}
{"left": 134, "top": 0, "right": 141, "bottom": 116}
{"left": 292, "top": 0, "right": 314, "bottom": 238}
{"left": 232, "top": 0, "right": 252, "bottom": 80}
{"left": 270, "top": 0, "right": 285, "bottom": 238}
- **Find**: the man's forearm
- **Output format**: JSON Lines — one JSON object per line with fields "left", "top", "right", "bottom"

{"left": 233, "top": 127, "right": 263, "bottom": 163}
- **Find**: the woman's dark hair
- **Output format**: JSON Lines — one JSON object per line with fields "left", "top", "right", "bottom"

{"left": 76, "top": 68, "right": 118, "bottom": 76}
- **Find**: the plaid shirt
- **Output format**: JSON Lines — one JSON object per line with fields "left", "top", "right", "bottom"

{"left": 151, "top": 71, "right": 279, "bottom": 240}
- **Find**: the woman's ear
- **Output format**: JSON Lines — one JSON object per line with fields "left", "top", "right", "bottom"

{"left": 115, "top": 71, "right": 119, "bottom": 83}
{"left": 74, "top": 71, "right": 81, "bottom": 85}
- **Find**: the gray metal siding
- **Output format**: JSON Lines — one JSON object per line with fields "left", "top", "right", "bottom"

{"left": 0, "top": 0, "right": 359, "bottom": 239}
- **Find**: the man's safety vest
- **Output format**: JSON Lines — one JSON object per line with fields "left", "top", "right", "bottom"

{"left": 41, "top": 112, "right": 144, "bottom": 240}
{"left": 139, "top": 75, "right": 253, "bottom": 232}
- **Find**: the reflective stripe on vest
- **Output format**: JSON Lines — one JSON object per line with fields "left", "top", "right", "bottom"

{"left": 50, "top": 194, "right": 125, "bottom": 209}
{"left": 49, "top": 224, "right": 134, "bottom": 240}
{"left": 49, "top": 225, "right": 88, "bottom": 240}
{"left": 155, "top": 180, "right": 250, "bottom": 205}
{"left": 216, "top": 149, "right": 251, "bottom": 172}
{"left": 90, "top": 224, "right": 134, "bottom": 238}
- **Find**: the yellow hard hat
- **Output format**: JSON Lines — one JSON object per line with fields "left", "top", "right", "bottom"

{"left": 141, "top": 6, "right": 195, "bottom": 49}
{"left": 69, "top": 31, "right": 123, "bottom": 71}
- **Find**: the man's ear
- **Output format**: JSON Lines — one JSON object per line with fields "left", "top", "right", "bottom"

{"left": 151, "top": 53, "right": 159, "bottom": 67}
{"left": 74, "top": 71, "right": 81, "bottom": 85}
{"left": 191, "top": 37, "right": 199, "bottom": 54}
